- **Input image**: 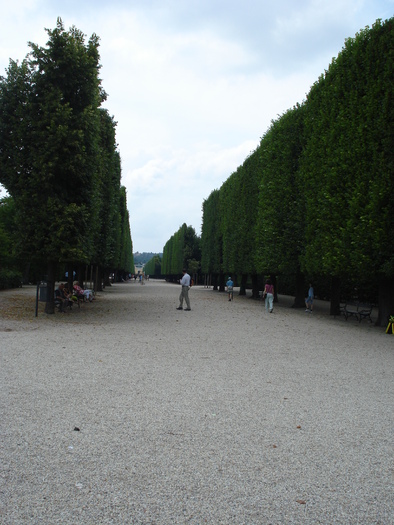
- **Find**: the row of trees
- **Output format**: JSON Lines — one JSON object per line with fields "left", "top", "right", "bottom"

{"left": 161, "top": 223, "right": 201, "bottom": 282}
{"left": 143, "top": 254, "right": 162, "bottom": 278}
{"left": 162, "top": 19, "right": 392, "bottom": 326}
{"left": 0, "top": 19, "right": 134, "bottom": 310}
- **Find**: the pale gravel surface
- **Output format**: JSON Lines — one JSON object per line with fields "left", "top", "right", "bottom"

{"left": 0, "top": 281, "right": 393, "bottom": 524}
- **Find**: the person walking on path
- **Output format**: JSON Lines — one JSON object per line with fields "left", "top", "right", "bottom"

{"left": 177, "top": 269, "right": 191, "bottom": 311}
{"left": 263, "top": 278, "right": 274, "bottom": 313}
{"left": 305, "top": 283, "right": 314, "bottom": 313}
{"left": 226, "top": 276, "right": 234, "bottom": 301}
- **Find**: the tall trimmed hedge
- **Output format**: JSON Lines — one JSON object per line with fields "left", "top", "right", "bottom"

{"left": 199, "top": 18, "right": 394, "bottom": 325}
{"left": 162, "top": 223, "right": 201, "bottom": 281}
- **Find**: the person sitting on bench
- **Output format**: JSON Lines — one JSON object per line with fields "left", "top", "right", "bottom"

{"left": 73, "top": 281, "right": 94, "bottom": 302}
{"left": 55, "top": 283, "right": 71, "bottom": 312}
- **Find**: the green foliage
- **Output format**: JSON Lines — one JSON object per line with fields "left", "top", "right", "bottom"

{"left": 219, "top": 171, "right": 239, "bottom": 274}
{"left": 255, "top": 104, "right": 306, "bottom": 275}
{"left": 144, "top": 255, "right": 162, "bottom": 277}
{"left": 201, "top": 189, "right": 222, "bottom": 274}
{"left": 0, "top": 18, "right": 134, "bottom": 288}
{"left": 162, "top": 223, "right": 201, "bottom": 277}
{"left": 200, "top": 17, "right": 393, "bottom": 319}
{"left": 220, "top": 151, "right": 261, "bottom": 276}
{"left": 0, "top": 268, "right": 22, "bottom": 289}
{"left": 134, "top": 252, "right": 162, "bottom": 265}
{"left": 92, "top": 111, "right": 123, "bottom": 269}
{"left": 0, "top": 59, "right": 32, "bottom": 195}
{"left": 0, "top": 18, "right": 103, "bottom": 263}
{"left": 0, "top": 196, "right": 17, "bottom": 268}
{"left": 300, "top": 18, "right": 394, "bottom": 281}
{"left": 117, "top": 187, "right": 134, "bottom": 274}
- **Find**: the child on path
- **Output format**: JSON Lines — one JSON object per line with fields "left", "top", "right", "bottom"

{"left": 226, "top": 277, "right": 234, "bottom": 301}
{"left": 305, "top": 283, "right": 314, "bottom": 313}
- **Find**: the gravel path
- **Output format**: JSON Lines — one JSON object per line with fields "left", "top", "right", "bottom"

{"left": 0, "top": 281, "right": 393, "bottom": 524}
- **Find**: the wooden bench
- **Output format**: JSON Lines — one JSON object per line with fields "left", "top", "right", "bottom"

{"left": 342, "top": 302, "right": 373, "bottom": 323}
{"left": 55, "top": 295, "right": 74, "bottom": 312}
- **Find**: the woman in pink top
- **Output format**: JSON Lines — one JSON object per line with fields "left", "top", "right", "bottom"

{"left": 264, "top": 278, "right": 274, "bottom": 313}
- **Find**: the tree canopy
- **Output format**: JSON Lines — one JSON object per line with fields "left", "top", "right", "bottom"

{"left": 162, "top": 223, "right": 201, "bottom": 280}
{"left": 0, "top": 19, "right": 134, "bottom": 305}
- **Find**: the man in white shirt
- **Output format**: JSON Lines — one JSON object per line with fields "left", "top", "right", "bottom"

{"left": 177, "top": 269, "right": 191, "bottom": 311}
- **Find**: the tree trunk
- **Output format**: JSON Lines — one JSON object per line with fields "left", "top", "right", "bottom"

{"left": 251, "top": 273, "right": 259, "bottom": 299}
{"left": 239, "top": 274, "right": 247, "bottom": 296}
{"left": 95, "top": 265, "right": 103, "bottom": 292}
{"left": 103, "top": 269, "right": 111, "bottom": 287}
{"left": 292, "top": 269, "right": 305, "bottom": 308}
{"left": 89, "top": 265, "right": 94, "bottom": 291}
{"left": 212, "top": 273, "right": 218, "bottom": 291}
{"left": 271, "top": 274, "right": 278, "bottom": 303}
{"left": 44, "top": 261, "right": 56, "bottom": 314}
{"left": 77, "top": 264, "right": 86, "bottom": 287}
{"left": 218, "top": 272, "right": 225, "bottom": 292}
{"left": 330, "top": 276, "right": 341, "bottom": 316}
{"left": 376, "top": 277, "right": 394, "bottom": 327}
{"left": 22, "top": 262, "right": 31, "bottom": 285}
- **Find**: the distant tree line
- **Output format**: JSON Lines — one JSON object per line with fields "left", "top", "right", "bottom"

{"left": 161, "top": 223, "right": 201, "bottom": 283}
{"left": 143, "top": 255, "right": 162, "bottom": 278}
{"left": 164, "top": 19, "right": 393, "bottom": 326}
{"left": 134, "top": 252, "right": 163, "bottom": 265}
{"left": 0, "top": 19, "right": 134, "bottom": 310}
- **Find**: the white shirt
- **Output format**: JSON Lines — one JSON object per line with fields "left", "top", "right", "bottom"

{"left": 180, "top": 273, "right": 191, "bottom": 286}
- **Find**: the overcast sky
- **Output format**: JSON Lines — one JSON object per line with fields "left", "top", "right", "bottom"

{"left": 1, "top": 1, "right": 393, "bottom": 253}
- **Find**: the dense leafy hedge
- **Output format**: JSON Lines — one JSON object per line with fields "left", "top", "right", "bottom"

{"left": 199, "top": 18, "right": 393, "bottom": 324}
{"left": 144, "top": 255, "right": 162, "bottom": 278}
{"left": 0, "top": 269, "right": 22, "bottom": 290}
{"left": 162, "top": 223, "right": 201, "bottom": 281}
{"left": 0, "top": 20, "right": 134, "bottom": 304}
